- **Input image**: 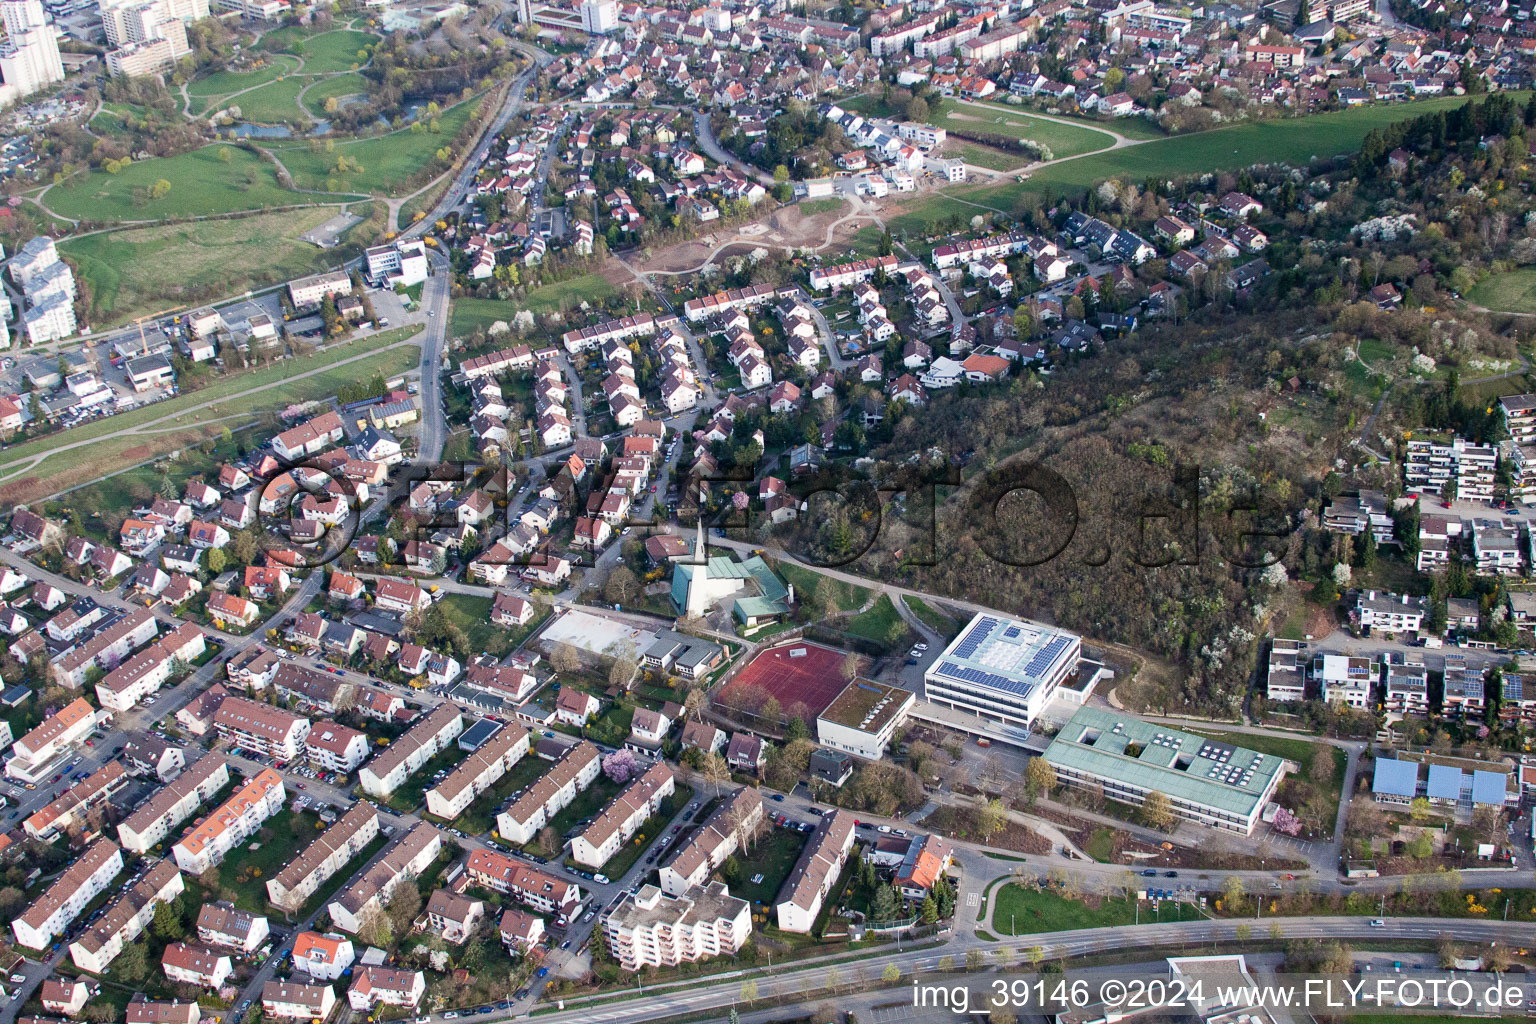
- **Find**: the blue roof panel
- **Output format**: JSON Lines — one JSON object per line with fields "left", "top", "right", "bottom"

{"left": 1426, "top": 763, "right": 1464, "bottom": 800}
{"left": 1471, "top": 770, "right": 1506, "bottom": 806}
{"left": 1371, "top": 758, "right": 1419, "bottom": 799}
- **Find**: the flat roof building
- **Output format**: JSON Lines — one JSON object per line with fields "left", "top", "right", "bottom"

{"left": 816, "top": 678, "right": 915, "bottom": 760}
{"left": 1041, "top": 707, "right": 1288, "bottom": 836}
{"left": 923, "top": 613, "right": 1080, "bottom": 734}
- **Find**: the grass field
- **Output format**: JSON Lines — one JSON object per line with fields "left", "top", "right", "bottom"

{"left": 0, "top": 327, "right": 421, "bottom": 498}
{"left": 1468, "top": 269, "right": 1536, "bottom": 313}
{"left": 286, "top": 29, "right": 378, "bottom": 73}
{"left": 840, "top": 593, "right": 911, "bottom": 648}
{"left": 947, "top": 142, "right": 1023, "bottom": 171}
{"left": 62, "top": 208, "right": 350, "bottom": 326}
{"left": 45, "top": 145, "right": 300, "bottom": 221}
{"left": 934, "top": 99, "right": 1115, "bottom": 160}
{"left": 900, "top": 594, "right": 961, "bottom": 639}
{"left": 303, "top": 72, "right": 369, "bottom": 118}
{"left": 230, "top": 76, "right": 311, "bottom": 125}
{"left": 724, "top": 827, "right": 807, "bottom": 905}
{"left": 798, "top": 197, "right": 847, "bottom": 216}
{"left": 272, "top": 96, "right": 480, "bottom": 196}
{"left": 186, "top": 57, "right": 300, "bottom": 112}
{"left": 525, "top": 272, "right": 620, "bottom": 314}
{"left": 993, "top": 884, "right": 1178, "bottom": 935}
{"left": 217, "top": 806, "right": 325, "bottom": 912}
{"left": 776, "top": 561, "right": 872, "bottom": 613}
{"left": 889, "top": 96, "right": 1492, "bottom": 236}
{"left": 453, "top": 754, "right": 551, "bottom": 835}
{"left": 434, "top": 592, "right": 549, "bottom": 654}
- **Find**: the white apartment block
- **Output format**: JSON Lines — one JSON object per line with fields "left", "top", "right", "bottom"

{"left": 117, "top": 753, "right": 230, "bottom": 853}
{"left": 364, "top": 239, "right": 428, "bottom": 288}
{"left": 161, "top": 942, "right": 232, "bottom": 989}
{"left": 1384, "top": 657, "right": 1429, "bottom": 715}
{"left": 12, "top": 839, "right": 123, "bottom": 949}
{"left": 1265, "top": 639, "right": 1305, "bottom": 702}
{"left": 495, "top": 740, "right": 600, "bottom": 843}
{"left": 0, "top": 0, "right": 64, "bottom": 105}
{"left": 776, "top": 810, "right": 856, "bottom": 933}
{"left": 1501, "top": 394, "right": 1536, "bottom": 445}
{"left": 70, "top": 858, "right": 184, "bottom": 973}
{"left": 171, "top": 767, "right": 286, "bottom": 875}
{"left": 268, "top": 802, "right": 380, "bottom": 913}
{"left": 1404, "top": 436, "right": 1496, "bottom": 502}
{"left": 1473, "top": 519, "right": 1524, "bottom": 575}
{"left": 659, "top": 787, "right": 763, "bottom": 896}
{"left": 96, "top": 620, "right": 207, "bottom": 712}
{"left": 196, "top": 902, "right": 270, "bottom": 954}
{"left": 601, "top": 882, "right": 750, "bottom": 972}
{"left": 1312, "top": 653, "right": 1374, "bottom": 708}
{"left": 464, "top": 850, "right": 581, "bottom": 921}
{"left": 359, "top": 704, "right": 462, "bottom": 797}
{"left": 22, "top": 292, "right": 75, "bottom": 344}
{"left": 327, "top": 822, "right": 441, "bottom": 935}
{"left": 6, "top": 696, "right": 97, "bottom": 783}
{"left": 572, "top": 762, "right": 675, "bottom": 868}
{"left": 106, "top": 36, "right": 182, "bottom": 76}
{"left": 1354, "top": 590, "right": 1427, "bottom": 635}
{"left": 424, "top": 723, "right": 530, "bottom": 820}
{"left": 261, "top": 982, "right": 335, "bottom": 1022}
{"left": 306, "top": 724, "right": 370, "bottom": 774}
{"left": 212, "top": 694, "right": 311, "bottom": 761}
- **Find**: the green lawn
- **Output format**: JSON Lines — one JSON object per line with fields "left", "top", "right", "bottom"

{"left": 890, "top": 96, "right": 1496, "bottom": 236}
{"left": 798, "top": 197, "right": 847, "bottom": 215}
{"left": 272, "top": 96, "right": 480, "bottom": 196}
{"left": 934, "top": 98, "right": 1115, "bottom": 160}
{"left": 186, "top": 58, "right": 299, "bottom": 109}
{"left": 522, "top": 773, "right": 624, "bottom": 858}
{"left": 776, "top": 561, "right": 871, "bottom": 613}
{"left": 61, "top": 207, "right": 358, "bottom": 326}
{"left": 1468, "top": 269, "right": 1536, "bottom": 313}
{"left": 45, "top": 145, "right": 303, "bottom": 221}
{"left": 230, "top": 76, "right": 311, "bottom": 125}
{"left": 1084, "top": 827, "right": 1115, "bottom": 863}
{"left": 453, "top": 754, "right": 551, "bottom": 835}
{"left": 303, "top": 72, "right": 370, "bottom": 118}
{"left": 448, "top": 296, "right": 517, "bottom": 339}
{"left": 523, "top": 272, "right": 620, "bottom": 315}
{"left": 840, "top": 594, "right": 912, "bottom": 649}
{"left": 386, "top": 744, "right": 469, "bottom": 813}
{"left": 948, "top": 142, "right": 1023, "bottom": 171}
{"left": 992, "top": 884, "right": 1174, "bottom": 935}
{"left": 900, "top": 594, "right": 960, "bottom": 639}
{"left": 288, "top": 29, "right": 378, "bottom": 73}
{"left": 722, "top": 826, "right": 807, "bottom": 905}
{"left": 216, "top": 806, "right": 325, "bottom": 913}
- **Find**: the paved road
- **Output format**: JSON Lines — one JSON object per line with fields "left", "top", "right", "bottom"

{"left": 693, "top": 111, "right": 774, "bottom": 187}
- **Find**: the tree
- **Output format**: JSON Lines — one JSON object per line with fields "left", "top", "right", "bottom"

{"left": 0, "top": 886, "right": 24, "bottom": 919}
{"left": 976, "top": 797, "right": 1008, "bottom": 840}
{"left": 1408, "top": 796, "right": 1433, "bottom": 822}
{"left": 1222, "top": 875, "right": 1246, "bottom": 910}
{"left": 151, "top": 899, "right": 184, "bottom": 940}
{"left": 150, "top": 178, "right": 172, "bottom": 200}
{"left": 739, "top": 980, "right": 758, "bottom": 1004}
{"left": 1308, "top": 747, "right": 1333, "bottom": 786}
{"left": 684, "top": 688, "right": 706, "bottom": 721}
{"left": 604, "top": 565, "right": 640, "bottom": 606}
{"left": 1235, "top": 922, "right": 1252, "bottom": 941}
{"left": 840, "top": 651, "right": 860, "bottom": 681}
{"left": 919, "top": 894, "right": 938, "bottom": 923}
{"left": 1027, "top": 945, "right": 1044, "bottom": 967}
{"left": 609, "top": 656, "right": 636, "bottom": 690}
{"left": 549, "top": 642, "right": 580, "bottom": 674}
{"left": 905, "top": 96, "right": 929, "bottom": 123}
{"left": 602, "top": 749, "right": 638, "bottom": 783}
{"left": 1023, "top": 757, "right": 1056, "bottom": 802}
{"left": 1142, "top": 790, "right": 1174, "bottom": 830}
{"left": 385, "top": 882, "right": 422, "bottom": 934}
{"left": 965, "top": 949, "right": 984, "bottom": 970}
{"left": 700, "top": 751, "right": 730, "bottom": 796}
{"left": 115, "top": 942, "right": 149, "bottom": 982}
{"left": 205, "top": 546, "right": 226, "bottom": 575}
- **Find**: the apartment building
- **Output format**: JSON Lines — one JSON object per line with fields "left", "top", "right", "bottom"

{"left": 292, "top": 932, "right": 354, "bottom": 982}
{"left": 123, "top": 999, "right": 199, "bottom": 1024}
{"left": 1265, "top": 639, "right": 1305, "bottom": 703}
{"left": 424, "top": 722, "right": 530, "bottom": 820}
{"left": 659, "top": 786, "right": 764, "bottom": 896}
{"left": 305, "top": 724, "right": 370, "bottom": 774}
{"left": 24, "top": 760, "right": 129, "bottom": 840}
{"left": 161, "top": 942, "right": 232, "bottom": 989}
{"left": 12, "top": 839, "right": 123, "bottom": 949}
{"left": 1405, "top": 436, "right": 1497, "bottom": 502}
{"left": 495, "top": 740, "right": 601, "bottom": 843}
{"left": 775, "top": 810, "right": 856, "bottom": 933}
{"left": 212, "top": 695, "right": 311, "bottom": 761}
{"left": 1312, "top": 653, "right": 1374, "bottom": 708}
{"left": 1383, "top": 655, "right": 1429, "bottom": 715}
{"left": 328, "top": 822, "right": 442, "bottom": 935}
{"left": 808, "top": 254, "right": 899, "bottom": 292}
{"left": 1500, "top": 394, "right": 1536, "bottom": 444}
{"left": 1355, "top": 590, "right": 1427, "bottom": 635}
{"left": 70, "top": 858, "right": 185, "bottom": 973}
{"left": 423, "top": 891, "right": 485, "bottom": 944}
{"left": 52, "top": 609, "right": 159, "bottom": 689}
{"left": 195, "top": 902, "right": 270, "bottom": 954}
{"left": 572, "top": 762, "right": 676, "bottom": 868}
{"left": 359, "top": 704, "right": 463, "bottom": 797}
{"left": 602, "top": 882, "right": 750, "bottom": 972}
{"left": 171, "top": 767, "right": 286, "bottom": 874}
{"left": 1442, "top": 654, "right": 1487, "bottom": 716}
{"left": 464, "top": 850, "right": 581, "bottom": 922}
{"left": 267, "top": 802, "right": 380, "bottom": 913}
{"left": 1416, "top": 513, "right": 1462, "bottom": 571}
{"left": 117, "top": 754, "right": 230, "bottom": 853}
{"left": 95, "top": 621, "right": 207, "bottom": 711}
{"left": 1472, "top": 519, "right": 1524, "bottom": 575}
{"left": 1320, "top": 490, "right": 1394, "bottom": 544}
{"left": 5, "top": 695, "right": 98, "bottom": 782}
{"left": 347, "top": 967, "right": 425, "bottom": 1012}
{"left": 261, "top": 982, "right": 336, "bottom": 1021}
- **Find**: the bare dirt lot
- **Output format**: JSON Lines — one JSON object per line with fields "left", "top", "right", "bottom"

{"left": 622, "top": 200, "right": 885, "bottom": 277}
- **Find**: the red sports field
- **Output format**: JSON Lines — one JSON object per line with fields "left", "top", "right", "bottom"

{"left": 719, "top": 641, "right": 848, "bottom": 715}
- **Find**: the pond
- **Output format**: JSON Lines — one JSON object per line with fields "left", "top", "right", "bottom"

{"left": 229, "top": 120, "right": 332, "bottom": 138}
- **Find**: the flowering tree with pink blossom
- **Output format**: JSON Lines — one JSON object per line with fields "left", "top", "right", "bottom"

{"left": 603, "top": 749, "right": 638, "bottom": 784}
{"left": 1272, "top": 806, "right": 1302, "bottom": 836}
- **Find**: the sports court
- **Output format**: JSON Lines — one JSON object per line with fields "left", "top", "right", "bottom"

{"left": 719, "top": 640, "right": 847, "bottom": 716}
